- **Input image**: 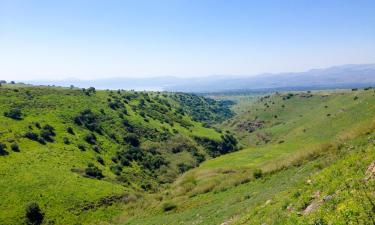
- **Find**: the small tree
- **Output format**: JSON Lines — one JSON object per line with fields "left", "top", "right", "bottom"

{"left": 25, "top": 202, "right": 44, "bottom": 225}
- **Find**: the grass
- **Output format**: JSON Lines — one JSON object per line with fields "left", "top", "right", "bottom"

{"left": 1, "top": 84, "right": 374, "bottom": 224}
{"left": 116, "top": 88, "right": 375, "bottom": 225}
{"left": 0, "top": 84, "right": 229, "bottom": 224}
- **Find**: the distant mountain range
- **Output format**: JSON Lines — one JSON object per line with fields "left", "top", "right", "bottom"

{"left": 24, "top": 64, "right": 375, "bottom": 93}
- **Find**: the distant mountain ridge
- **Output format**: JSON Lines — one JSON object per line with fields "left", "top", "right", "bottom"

{"left": 24, "top": 64, "right": 375, "bottom": 92}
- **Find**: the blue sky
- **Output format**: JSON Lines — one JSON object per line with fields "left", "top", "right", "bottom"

{"left": 1, "top": 0, "right": 375, "bottom": 80}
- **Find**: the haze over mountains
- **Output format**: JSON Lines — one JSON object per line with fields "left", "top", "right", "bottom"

{"left": 25, "top": 64, "right": 375, "bottom": 92}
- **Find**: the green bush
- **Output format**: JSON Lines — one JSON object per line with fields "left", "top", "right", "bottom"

{"left": 4, "top": 107, "right": 22, "bottom": 120}
{"left": 162, "top": 202, "right": 177, "bottom": 212}
{"left": 63, "top": 137, "right": 70, "bottom": 145}
{"left": 96, "top": 156, "right": 104, "bottom": 165}
{"left": 77, "top": 144, "right": 86, "bottom": 151}
{"left": 0, "top": 142, "right": 8, "bottom": 155}
{"left": 74, "top": 109, "right": 102, "bottom": 133}
{"left": 84, "top": 133, "right": 97, "bottom": 145}
{"left": 85, "top": 163, "right": 104, "bottom": 179}
{"left": 124, "top": 133, "right": 140, "bottom": 147}
{"left": 110, "top": 165, "right": 122, "bottom": 175}
{"left": 253, "top": 169, "right": 263, "bottom": 179}
{"left": 11, "top": 143, "right": 20, "bottom": 152}
{"left": 67, "top": 127, "right": 75, "bottom": 135}
{"left": 25, "top": 202, "right": 44, "bottom": 225}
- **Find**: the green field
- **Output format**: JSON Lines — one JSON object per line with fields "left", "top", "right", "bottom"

{"left": 0, "top": 84, "right": 374, "bottom": 225}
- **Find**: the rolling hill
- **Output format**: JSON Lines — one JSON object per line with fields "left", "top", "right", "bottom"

{"left": 0, "top": 84, "right": 237, "bottom": 225}
{"left": 0, "top": 83, "right": 374, "bottom": 225}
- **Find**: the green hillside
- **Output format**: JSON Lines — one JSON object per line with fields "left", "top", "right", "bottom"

{"left": 0, "top": 84, "right": 237, "bottom": 225}
{"left": 117, "top": 89, "right": 375, "bottom": 225}
{"left": 1, "top": 84, "right": 374, "bottom": 225}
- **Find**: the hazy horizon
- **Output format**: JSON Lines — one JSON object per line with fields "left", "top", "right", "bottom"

{"left": 1, "top": 0, "right": 375, "bottom": 80}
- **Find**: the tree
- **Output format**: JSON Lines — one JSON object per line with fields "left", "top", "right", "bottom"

{"left": 25, "top": 202, "right": 44, "bottom": 225}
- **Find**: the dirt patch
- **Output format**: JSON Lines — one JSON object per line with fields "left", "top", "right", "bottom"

{"left": 237, "top": 120, "right": 265, "bottom": 133}
{"left": 69, "top": 193, "right": 138, "bottom": 214}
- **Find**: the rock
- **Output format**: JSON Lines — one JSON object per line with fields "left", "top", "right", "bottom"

{"left": 313, "top": 190, "right": 321, "bottom": 198}
{"left": 365, "top": 161, "right": 375, "bottom": 181}
{"left": 323, "top": 195, "right": 333, "bottom": 201}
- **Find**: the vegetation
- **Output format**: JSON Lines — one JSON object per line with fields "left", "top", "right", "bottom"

{"left": 25, "top": 202, "right": 44, "bottom": 225}
{"left": 0, "top": 84, "right": 232, "bottom": 224}
{"left": 1, "top": 84, "right": 374, "bottom": 225}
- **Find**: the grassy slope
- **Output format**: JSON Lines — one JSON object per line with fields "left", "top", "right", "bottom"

{"left": 119, "top": 89, "right": 375, "bottom": 225}
{"left": 0, "top": 85, "right": 226, "bottom": 225}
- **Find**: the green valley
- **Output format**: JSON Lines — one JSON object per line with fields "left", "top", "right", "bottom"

{"left": 0, "top": 83, "right": 374, "bottom": 225}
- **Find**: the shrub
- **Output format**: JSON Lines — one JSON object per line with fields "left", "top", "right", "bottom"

{"left": 25, "top": 132, "right": 39, "bottom": 141}
{"left": 0, "top": 142, "right": 8, "bottom": 155}
{"left": 85, "top": 163, "right": 104, "bottom": 179}
{"left": 162, "top": 202, "right": 177, "bottom": 212}
{"left": 177, "top": 163, "right": 193, "bottom": 173}
{"left": 124, "top": 133, "right": 140, "bottom": 147}
{"left": 74, "top": 109, "right": 102, "bottom": 133}
{"left": 11, "top": 143, "right": 20, "bottom": 152}
{"left": 67, "top": 127, "right": 75, "bottom": 135}
{"left": 77, "top": 144, "right": 86, "bottom": 151}
{"left": 96, "top": 156, "right": 104, "bottom": 165}
{"left": 84, "top": 133, "right": 97, "bottom": 145}
{"left": 25, "top": 202, "right": 44, "bottom": 225}
{"left": 40, "top": 129, "right": 54, "bottom": 142}
{"left": 63, "top": 137, "right": 70, "bottom": 145}
{"left": 110, "top": 165, "right": 122, "bottom": 175}
{"left": 354, "top": 96, "right": 359, "bottom": 100}
{"left": 4, "top": 107, "right": 22, "bottom": 120}
{"left": 253, "top": 169, "right": 263, "bottom": 179}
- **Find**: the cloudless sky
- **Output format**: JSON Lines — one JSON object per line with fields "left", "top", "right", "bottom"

{"left": 0, "top": 0, "right": 375, "bottom": 80}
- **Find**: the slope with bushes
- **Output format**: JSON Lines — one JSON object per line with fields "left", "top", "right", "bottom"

{"left": 0, "top": 84, "right": 236, "bottom": 224}
{"left": 118, "top": 88, "right": 375, "bottom": 225}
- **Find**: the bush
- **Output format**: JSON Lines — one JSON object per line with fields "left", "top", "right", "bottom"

{"left": 25, "top": 202, "right": 44, "bottom": 225}
{"left": 40, "top": 130, "right": 54, "bottom": 142}
{"left": 162, "top": 202, "right": 177, "bottom": 212}
{"left": 0, "top": 142, "right": 8, "bottom": 155}
{"left": 74, "top": 109, "right": 102, "bottom": 133}
{"left": 4, "top": 107, "right": 22, "bottom": 120}
{"left": 25, "top": 132, "right": 39, "bottom": 141}
{"left": 253, "top": 169, "right": 263, "bottom": 179}
{"left": 77, "top": 144, "right": 86, "bottom": 151}
{"left": 11, "top": 143, "right": 20, "bottom": 152}
{"left": 85, "top": 163, "right": 104, "bottom": 179}
{"left": 67, "top": 127, "right": 75, "bottom": 135}
{"left": 123, "top": 133, "right": 140, "bottom": 147}
{"left": 96, "top": 156, "right": 104, "bottom": 165}
{"left": 84, "top": 133, "right": 97, "bottom": 145}
{"left": 110, "top": 165, "right": 122, "bottom": 175}
{"left": 63, "top": 137, "right": 70, "bottom": 145}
